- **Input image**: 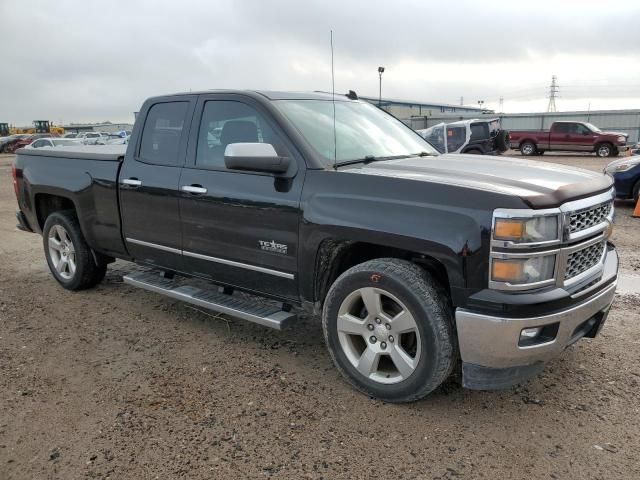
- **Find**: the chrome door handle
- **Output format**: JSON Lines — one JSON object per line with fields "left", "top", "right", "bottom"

{"left": 122, "top": 178, "right": 142, "bottom": 186}
{"left": 181, "top": 185, "right": 208, "bottom": 194}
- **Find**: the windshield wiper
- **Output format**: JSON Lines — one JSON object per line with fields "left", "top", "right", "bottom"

{"left": 412, "top": 151, "right": 435, "bottom": 157}
{"left": 333, "top": 154, "right": 417, "bottom": 168}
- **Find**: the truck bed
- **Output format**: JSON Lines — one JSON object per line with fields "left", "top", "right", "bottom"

{"left": 15, "top": 144, "right": 126, "bottom": 161}
{"left": 14, "top": 144, "right": 127, "bottom": 258}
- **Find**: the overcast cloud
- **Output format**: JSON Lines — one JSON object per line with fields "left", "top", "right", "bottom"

{"left": 1, "top": 0, "right": 640, "bottom": 125}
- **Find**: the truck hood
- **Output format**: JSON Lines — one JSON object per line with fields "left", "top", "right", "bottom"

{"left": 345, "top": 154, "right": 613, "bottom": 208}
{"left": 601, "top": 130, "right": 628, "bottom": 138}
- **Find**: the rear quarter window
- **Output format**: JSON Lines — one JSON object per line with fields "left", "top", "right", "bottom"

{"left": 139, "top": 102, "right": 189, "bottom": 166}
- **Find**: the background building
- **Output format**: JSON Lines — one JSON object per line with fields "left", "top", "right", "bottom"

{"left": 360, "top": 95, "right": 489, "bottom": 118}
{"left": 62, "top": 122, "right": 134, "bottom": 134}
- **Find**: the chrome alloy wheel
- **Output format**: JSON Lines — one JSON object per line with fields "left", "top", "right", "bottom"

{"left": 48, "top": 225, "right": 76, "bottom": 280}
{"left": 521, "top": 143, "right": 535, "bottom": 155}
{"left": 336, "top": 287, "right": 421, "bottom": 384}
{"left": 597, "top": 145, "right": 611, "bottom": 157}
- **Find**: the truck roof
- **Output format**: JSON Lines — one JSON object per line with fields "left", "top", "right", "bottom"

{"left": 149, "top": 90, "right": 353, "bottom": 102}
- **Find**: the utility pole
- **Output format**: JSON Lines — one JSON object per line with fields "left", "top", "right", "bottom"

{"left": 499, "top": 96, "right": 504, "bottom": 113}
{"left": 460, "top": 96, "right": 464, "bottom": 106}
{"left": 547, "top": 75, "right": 558, "bottom": 112}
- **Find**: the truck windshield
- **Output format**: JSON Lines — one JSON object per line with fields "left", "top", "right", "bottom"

{"left": 275, "top": 100, "right": 439, "bottom": 166}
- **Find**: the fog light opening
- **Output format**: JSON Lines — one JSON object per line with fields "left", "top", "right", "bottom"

{"left": 520, "top": 327, "right": 542, "bottom": 339}
{"left": 519, "top": 323, "right": 559, "bottom": 347}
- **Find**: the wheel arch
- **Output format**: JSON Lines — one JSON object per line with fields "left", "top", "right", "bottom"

{"left": 518, "top": 138, "right": 537, "bottom": 149}
{"left": 35, "top": 192, "right": 77, "bottom": 231}
{"left": 312, "top": 239, "right": 454, "bottom": 308}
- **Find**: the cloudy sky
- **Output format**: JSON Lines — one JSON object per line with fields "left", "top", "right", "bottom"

{"left": 2, "top": 0, "right": 640, "bottom": 125}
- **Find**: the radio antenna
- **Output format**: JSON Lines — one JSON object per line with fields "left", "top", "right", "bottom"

{"left": 330, "top": 30, "right": 337, "bottom": 169}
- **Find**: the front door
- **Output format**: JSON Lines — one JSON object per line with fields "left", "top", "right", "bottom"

{"left": 120, "top": 99, "right": 195, "bottom": 271}
{"left": 178, "top": 95, "right": 304, "bottom": 300}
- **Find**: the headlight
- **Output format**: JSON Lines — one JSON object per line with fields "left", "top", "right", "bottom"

{"left": 606, "top": 160, "right": 640, "bottom": 173}
{"left": 617, "top": 136, "right": 626, "bottom": 144}
{"left": 493, "top": 215, "right": 559, "bottom": 243}
{"left": 491, "top": 255, "right": 556, "bottom": 285}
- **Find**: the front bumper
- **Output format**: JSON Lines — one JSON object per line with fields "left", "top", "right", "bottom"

{"left": 456, "top": 250, "right": 617, "bottom": 389}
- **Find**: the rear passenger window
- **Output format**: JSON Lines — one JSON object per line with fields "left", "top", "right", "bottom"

{"left": 139, "top": 102, "right": 189, "bottom": 166}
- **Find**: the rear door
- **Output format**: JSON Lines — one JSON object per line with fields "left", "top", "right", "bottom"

{"left": 119, "top": 98, "right": 196, "bottom": 271}
{"left": 178, "top": 94, "right": 304, "bottom": 300}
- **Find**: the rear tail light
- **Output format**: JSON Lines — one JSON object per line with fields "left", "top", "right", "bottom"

{"left": 12, "top": 164, "right": 19, "bottom": 198}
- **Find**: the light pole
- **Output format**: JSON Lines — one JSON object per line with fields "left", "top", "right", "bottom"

{"left": 477, "top": 100, "right": 485, "bottom": 110}
{"left": 378, "top": 66, "right": 385, "bottom": 107}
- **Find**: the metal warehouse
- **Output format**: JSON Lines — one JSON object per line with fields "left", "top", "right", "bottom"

{"left": 405, "top": 109, "right": 640, "bottom": 143}
{"left": 359, "top": 95, "right": 487, "bottom": 118}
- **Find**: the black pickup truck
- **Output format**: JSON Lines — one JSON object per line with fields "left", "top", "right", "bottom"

{"left": 13, "top": 90, "right": 618, "bottom": 402}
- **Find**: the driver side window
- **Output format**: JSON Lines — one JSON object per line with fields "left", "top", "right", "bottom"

{"left": 195, "top": 101, "right": 288, "bottom": 170}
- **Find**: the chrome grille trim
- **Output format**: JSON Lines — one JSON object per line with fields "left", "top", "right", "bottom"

{"left": 568, "top": 202, "right": 612, "bottom": 235}
{"left": 565, "top": 241, "right": 606, "bottom": 280}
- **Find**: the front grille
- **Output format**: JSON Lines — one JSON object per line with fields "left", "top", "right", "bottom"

{"left": 568, "top": 201, "right": 612, "bottom": 234}
{"left": 565, "top": 241, "right": 605, "bottom": 280}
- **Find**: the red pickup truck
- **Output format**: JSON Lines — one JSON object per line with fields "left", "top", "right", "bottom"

{"left": 509, "top": 121, "right": 629, "bottom": 158}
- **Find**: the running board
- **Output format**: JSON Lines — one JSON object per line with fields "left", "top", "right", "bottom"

{"left": 122, "top": 271, "right": 295, "bottom": 330}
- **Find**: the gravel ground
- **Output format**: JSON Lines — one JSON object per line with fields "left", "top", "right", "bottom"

{"left": 1, "top": 152, "right": 639, "bottom": 479}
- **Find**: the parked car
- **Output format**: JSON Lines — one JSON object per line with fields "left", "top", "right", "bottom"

{"left": 605, "top": 155, "right": 640, "bottom": 201}
{"left": 96, "top": 134, "right": 130, "bottom": 145}
{"left": 63, "top": 132, "right": 79, "bottom": 138}
{"left": 76, "top": 132, "right": 106, "bottom": 145}
{"left": 13, "top": 90, "right": 618, "bottom": 402}
{"left": 417, "top": 118, "right": 509, "bottom": 155}
{"left": 1, "top": 134, "right": 30, "bottom": 153}
{"left": 3, "top": 134, "right": 52, "bottom": 153}
{"left": 25, "top": 138, "right": 81, "bottom": 149}
{"left": 509, "top": 121, "right": 629, "bottom": 157}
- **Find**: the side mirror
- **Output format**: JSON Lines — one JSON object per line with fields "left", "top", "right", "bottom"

{"left": 582, "top": 131, "right": 589, "bottom": 135}
{"left": 224, "top": 143, "right": 290, "bottom": 174}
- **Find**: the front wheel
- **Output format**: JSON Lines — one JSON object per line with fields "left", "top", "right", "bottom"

{"left": 322, "top": 259, "right": 456, "bottom": 402}
{"left": 43, "top": 211, "right": 107, "bottom": 290}
{"left": 596, "top": 143, "right": 614, "bottom": 158}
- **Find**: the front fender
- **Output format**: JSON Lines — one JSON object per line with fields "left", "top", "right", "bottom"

{"left": 298, "top": 170, "right": 506, "bottom": 304}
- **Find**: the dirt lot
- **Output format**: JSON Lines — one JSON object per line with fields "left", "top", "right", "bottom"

{"left": 1, "top": 152, "right": 639, "bottom": 479}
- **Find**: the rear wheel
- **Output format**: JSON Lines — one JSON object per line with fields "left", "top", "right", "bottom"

{"left": 520, "top": 141, "right": 536, "bottom": 156}
{"left": 322, "top": 258, "right": 456, "bottom": 402}
{"left": 43, "top": 211, "right": 107, "bottom": 290}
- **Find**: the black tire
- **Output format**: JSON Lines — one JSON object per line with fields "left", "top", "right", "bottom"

{"left": 322, "top": 258, "right": 456, "bottom": 403}
{"left": 494, "top": 129, "right": 510, "bottom": 152}
{"left": 520, "top": 141, "right": 537, "bottom": 156}
{"left": 596, "top": 142, "right": 614, "bottom": 158}
{"left": 42, "top": 210, "right": 107, "bottom": 291}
